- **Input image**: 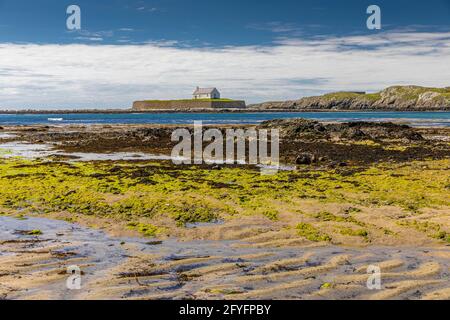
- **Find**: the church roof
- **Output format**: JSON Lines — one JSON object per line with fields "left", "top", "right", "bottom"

{"left": 193, "top": 87, "right": 218, "bottom": 95}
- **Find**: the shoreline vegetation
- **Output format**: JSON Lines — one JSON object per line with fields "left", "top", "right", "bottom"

{"left": 1, "top": 85, "right": 449, "bottom": 114}
{"left": 0, "top": 118, "right": 448, "bottom": 300}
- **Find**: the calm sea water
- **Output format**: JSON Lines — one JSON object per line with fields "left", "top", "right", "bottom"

{"left": 0, "top": 112, "right": 449, "bottom": 127}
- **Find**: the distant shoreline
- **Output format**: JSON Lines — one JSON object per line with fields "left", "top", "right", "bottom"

{"left": 1, "top": 108, "right": 450, "bottom": 114}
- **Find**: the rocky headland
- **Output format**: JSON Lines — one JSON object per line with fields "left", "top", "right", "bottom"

{"left": 249, "top": 86, "right": 450, "bottom": 111}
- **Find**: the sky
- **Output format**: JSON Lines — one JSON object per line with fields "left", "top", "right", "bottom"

{"left": 0, "top": 0, "right": 449, "bottom": 109}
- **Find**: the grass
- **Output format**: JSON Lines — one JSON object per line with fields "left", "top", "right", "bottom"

{"left": 322, "top": 91, "right": 381, "bottom": 102}
{"left": 142, "top": 98, "right": 236, "bottom": 103}
{"left": 324, "top": 92, "right": 366, "bottom": 99}
{"left": 320, "top": 86, "right": 450, "bottom": 103}
{"left": 385, "top": 86, "right": 450, "bottom": 101}
{"left": 364, "top": 93, "right": 382, "bottom": 101}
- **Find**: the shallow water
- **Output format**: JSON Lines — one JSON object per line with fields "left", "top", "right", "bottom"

{"left": 0, "top": 142, "right": 178, "bottom": 162}
{"left": 0, "top": 215, "right": 127, "bottom": 299}
{"left": 0, "top": 142, "right": 55, "bottom": 159}
{"left": 0, "top": 216, "right": 123, "bottom": 261}
{"left": 0, "top": 112, "right": 449, "bottom": 127}
{"left": 0, "top": 133, "right": 17, "bottom": 139}
{"left": 0, "top": 142, "right": 296, "bottom": 172}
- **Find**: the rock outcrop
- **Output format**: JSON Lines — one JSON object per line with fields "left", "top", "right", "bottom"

{"left": 259, "top": 118, "right": 424, "bottom": 141}
{"left": 249, "top": 86, "right": 450, "bottom": 111}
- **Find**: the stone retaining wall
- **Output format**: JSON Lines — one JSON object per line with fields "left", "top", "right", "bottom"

{"left": 132, "top": 100, "right": 246, "bottom": 111}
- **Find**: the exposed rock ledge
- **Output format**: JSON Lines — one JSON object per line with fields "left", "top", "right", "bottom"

{"left": 249, "top": 85, "right": 450, "bottom": 111}
{"left": 259, "top": 118, "right": 424, "bottom": 141}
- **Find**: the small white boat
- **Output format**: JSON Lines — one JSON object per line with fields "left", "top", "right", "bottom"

{"left": 48, "top": 118, "right": 63, "bottom": 122}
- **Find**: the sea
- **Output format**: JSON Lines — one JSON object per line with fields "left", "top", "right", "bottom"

{"left": 0, "top": 111, "right": 449, "bottom": 127}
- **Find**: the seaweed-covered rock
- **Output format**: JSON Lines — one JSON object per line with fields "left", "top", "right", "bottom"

{"left": 259, "top": 119, "right": 423, "bottom": 141}
{"left": 327, "top": 122, "right": 424, "bottom": 141}
{"left": 259, "top": 119, "right": 328, "bottom": 139}
{"left": 295, "top": 152, "right": 316, "bottom": 165}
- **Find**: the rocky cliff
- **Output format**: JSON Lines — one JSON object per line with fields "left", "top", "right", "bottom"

{"left": 249, "top": 86, "right": 450, "bottom": 111}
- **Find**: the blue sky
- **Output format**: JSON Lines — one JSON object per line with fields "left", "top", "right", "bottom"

{"left": 1, "top": 0, "right": 449, "bottom": 45}
{"left": 0, "top": 0, "right": 449, "bottom": 108}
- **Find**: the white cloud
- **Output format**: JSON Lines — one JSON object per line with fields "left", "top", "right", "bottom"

{"left": 0, "top": 30, "right": 449, "bottom": 109}
{"left": 136, "top": 6, "right": 157, "bottom": 12}
{"left": 247, "top": 21, "right": 302, "bottom": 33}
{"left": 75, "top": 36, "right": 104, "bottom": 42}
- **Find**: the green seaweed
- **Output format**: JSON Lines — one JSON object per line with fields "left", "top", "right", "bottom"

{"left": 397, "top": 219, "right": 449, "bottom": 243}
{"left": 296, "top": 223, "right": 332, "bottom": 242}
{"left": 320, "top": 282, "right": 334, "bottom": 289}
{"left": 262, "top": 210, "right": 279, "bottom": 221}
{"left": 339, "top": 227, "right": 369, "bottom": 239}
{"left": 127, "top": 222, "right": 165, "bottom": 237}
{"left": 0, "top": 158, "right": 447, "bottom": 242}
{"left": 27, "top": 229, "right": 43, "bottom": 235}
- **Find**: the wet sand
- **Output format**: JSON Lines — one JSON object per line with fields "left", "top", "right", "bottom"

{"left": 0, "top": 215, "right": 449, "bottom": 300}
